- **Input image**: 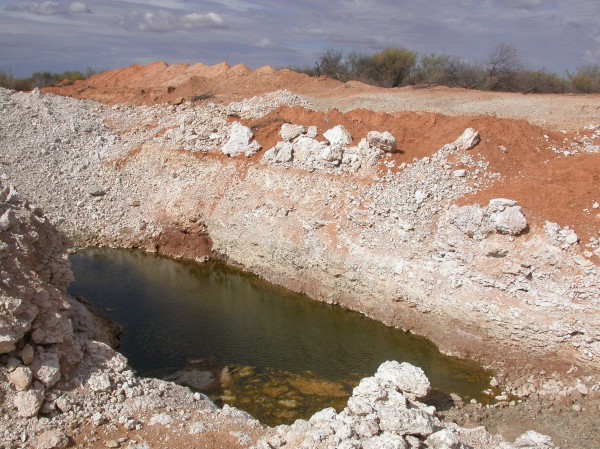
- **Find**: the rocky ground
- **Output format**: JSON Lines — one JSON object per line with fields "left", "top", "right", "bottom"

{"left": 1, "top": 62, "right": 599, "bottom": 448}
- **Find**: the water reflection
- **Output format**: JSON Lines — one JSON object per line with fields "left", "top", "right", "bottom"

{"left": 69, "top": 248, "right": 491, "bottom": 424}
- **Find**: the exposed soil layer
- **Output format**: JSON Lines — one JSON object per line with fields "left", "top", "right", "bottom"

{"left": 244, "top": 106, "right": 600, "bottom": 244}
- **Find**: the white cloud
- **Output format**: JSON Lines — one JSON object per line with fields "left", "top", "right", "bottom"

{"left": 257, "top": 38, "right": 277, "bottom": 49}
{"left": 501, "top": 0, "right": 543, "bottom": 10}
{"left": 180, "top": 12, "right": 223, "bottom": 29}
{"left": 122, "top": 9, "right": 224, "bottom": 32}
{"left": 69, "top": 2, "right": 90, "bottom": 14}
{"left": 26, "top": 1, "right": 90, "bottom": 15}
{"left": 583, "top": 49, "right": 600, "bottom": 65}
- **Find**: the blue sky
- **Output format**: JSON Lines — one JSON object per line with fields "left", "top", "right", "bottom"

{"left": 1, "top": 0, "right": 599, "bottom": 77}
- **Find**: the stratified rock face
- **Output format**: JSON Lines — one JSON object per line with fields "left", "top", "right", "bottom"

{"left": 253, "top": 361, "right": 555, "bottom": 449}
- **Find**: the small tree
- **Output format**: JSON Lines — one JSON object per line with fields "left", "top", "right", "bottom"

{"left": 485, "top": 43, "right": 523, "bottom": 91}
{"left": 314, "top": 48, "right": 348, "bottom": 80}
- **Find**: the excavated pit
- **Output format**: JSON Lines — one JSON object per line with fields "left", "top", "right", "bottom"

{"left": 2, "top": 66, "right": 600, "bottom": 447}
{"left": 68, "top": 248, "right": 493, "bottom": 426}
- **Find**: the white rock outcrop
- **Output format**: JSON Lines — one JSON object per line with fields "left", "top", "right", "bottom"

{"left": 221, "top": 122, "right": 261, "bottom": 157}
{"left": 367, "top": 130, "right": 397, "bottom": 153}
{"left": 323, "top": 125, "right": 353, "bottom": 147}
{"left": 454, "top": 127, "right": 481, "bottom": 151}
{"left": 449, "top": 199, "right": 528, "bottom": 238}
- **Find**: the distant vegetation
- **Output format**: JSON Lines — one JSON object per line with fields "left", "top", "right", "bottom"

{"left": 0, "top": 67, "right": 97, "bottom": 91}
{"left": 286, "top": 44, "right": 600, "bottom": 94}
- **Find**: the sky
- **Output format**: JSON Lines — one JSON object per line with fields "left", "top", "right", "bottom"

{"left": 1, "top": 0, "right": 599, "bottom": 77}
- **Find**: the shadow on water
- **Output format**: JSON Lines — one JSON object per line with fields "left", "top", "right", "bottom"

{"left": 68, "top": 248, "right": 492, "bottom": 425}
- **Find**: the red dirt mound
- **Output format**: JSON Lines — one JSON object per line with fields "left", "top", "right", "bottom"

{"left": 43, "top": 61, "right": 349, "bottom": 105}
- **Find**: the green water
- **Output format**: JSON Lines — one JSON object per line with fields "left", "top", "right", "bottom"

{"left": 68, "top": 248, "right": 491, "bottom": 424}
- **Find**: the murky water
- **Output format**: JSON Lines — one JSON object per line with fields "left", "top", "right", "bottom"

{"left": 68, "top": 248, "right": 492, "bottom": 425}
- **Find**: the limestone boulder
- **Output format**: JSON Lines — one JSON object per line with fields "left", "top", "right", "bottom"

{"left": 426, "top": 429, "right": 460, "bottom": 449}
{"left": 488, "top": 199, "right": 528, "bottom": 236}
{"left": 362, "top": 432, "right": 407, "bottom": 449}
{"left": 323, "top": 125, "right": 352, "bottom": 147}
{"left": 222, "top": 122, "right": 260, "bottom": 157}
{"left": 34, "top": 430, "right": 70, "bottom": 449}
{"left": 9, "top": 366, "right": 33, "bottom": 391}
{"left": 279, "top": 123, "right": 306, "bottom": 142}
{"left": 454, "top": 128, "right": 480, "bottom": 151}
{"left": 374, "top": 361, "right": 431, "bottom": 400}
{"left": 32, "top": 349, "right": 61, "bottom": 388}
{"left": 367, "top": 131, "right": 397, "bottom": 153}
{"left": 14, "top": 385, "right": 45, "bottom": 417}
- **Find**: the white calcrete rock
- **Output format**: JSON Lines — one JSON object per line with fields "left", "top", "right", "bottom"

{"left": 352, "top": 413, "right": 380, "bottom": 438}
{"left": 362, "top": 432, "right": 407, "bottom": 449}
{"left": 14, "top": 386, "right": 44, "bottom": 417}
{"left": 454, "top": 128, "right": 480, "bottom": 151}
{"left": 307, "top": 126, "right": 318, "bottom": 139}
{"left": 488, "top": 199, "right": 527, "bottom": 236}
{"left": 488, "top": 198, "right": 517, "bottom": 212}
{"left": 263, "top": 141, "right": 295, "bottom": 163}
{"left": 279, "top": 123, "right": 306, "bottom": 141}
{"left": 544, "top": 221, "right": 579, "bottom": 247}
{"left": 377, "top": 404, "right": 435, "bottom": 436}
{"left": 323, "top": 125, "right": 352, "bottom": 147}
{"left": 497, "top": 430, "right": 555, "bottom": 449}
{"left": 9, "top": 365, "right": 33, "bottom": 391}
{"left": 293, "top": 136, "right": 327, "bottom": 163}
{"left": 34, "top": 429, "right": 70, "bottom": 449}
{"left": 0, "top": 208, "right": 17, "bottom": 231}
{"left": 513, "top": 431, "right": 554, "bottom": 448}
{"left": 367, "top": 131, "right": 397, "bottom": 153}
{"left": 32, "top": 350, "right": 61, "bottom": 388}
{"left": 150, "top": 413, "right": 174, "bottom": 426}
{"left": 321, "top": 144, "right": 344, "bottom": 163}
{"left": 426, "top": 429, "right": 460, "bottom": 449}
{"left": 374, "top": 361, "right": 431, "bottom": 400}
{"left": 88, "top": 372, "right": 113, "bottom": 392}
{"left": 222, "top": 122, "right": 260, "bottom": 157}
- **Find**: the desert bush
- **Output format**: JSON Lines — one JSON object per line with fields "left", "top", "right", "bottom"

{"left": 0, "top": 70, "right": 15, "bottom": 89}
{"left": 362, "top": 48, "right": 417, "bottom": 87}
{"left": 313, "top": 48, "right": 348, "bottom": 80}
{"left": 569, "top": 65, "right": 600, "bottom": 93}
{"left": 515, "top": 69, "right": 568, "bottom": 93}
{"left": 415, "top": 53, "right": 485, "bottom": 88}
{"left": 191, "top": 91, "right": 215, "bottom": 102}
{"left": 0, "top": 68, "right": 97, "bottom": 91}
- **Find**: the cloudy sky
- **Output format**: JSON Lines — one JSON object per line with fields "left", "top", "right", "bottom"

{"left": 1, "top": 0, "right": 599, "bottom": 77}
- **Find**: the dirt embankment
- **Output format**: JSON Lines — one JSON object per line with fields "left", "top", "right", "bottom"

{"left": 43, "top": 61, "right": 600, "bottom": 130}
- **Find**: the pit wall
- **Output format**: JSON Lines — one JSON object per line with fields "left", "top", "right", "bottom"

{"left": 117, "top": 143, "right": 599, "bottom": 371}
{"left": 1, "top": 88, "right": 598, "bottom": 372}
